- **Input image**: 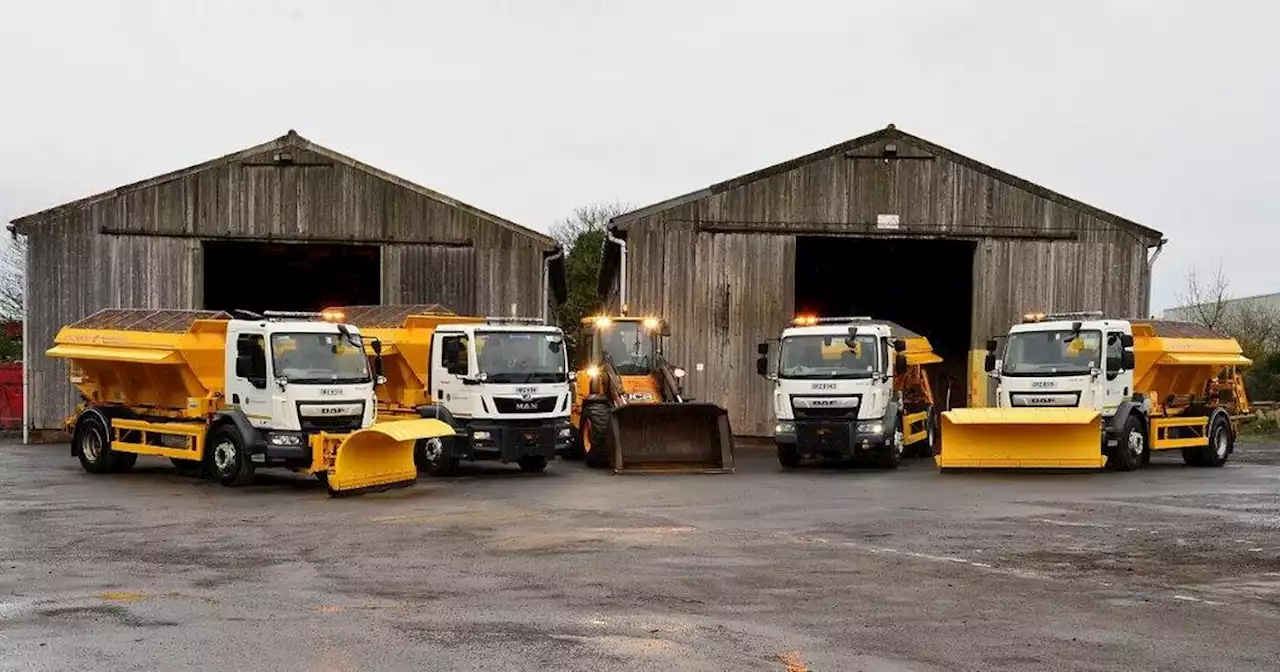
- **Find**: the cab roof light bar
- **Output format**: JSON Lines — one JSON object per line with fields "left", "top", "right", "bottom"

{"left": 792, "top": 315, "right": 873, "bottom": 326}
{"left": 1023, "top": 310, "right": 1105, "bottom": 323}
{"left": 260, "top": 310, "right": 347, "bottom": 322}
{"left": 483, "top": 316, "right": 546, "bottom": 325}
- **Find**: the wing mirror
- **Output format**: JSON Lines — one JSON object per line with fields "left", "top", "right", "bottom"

{"left": 756, "top": 356, "right": 768, "bottom": 377}
{"left": 984, "top": 352, "right": 997, "bottom": 373}
{"left": 894, "top": 339, "right": 907, "bottom": 353}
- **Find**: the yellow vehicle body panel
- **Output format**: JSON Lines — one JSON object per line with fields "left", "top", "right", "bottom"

{"left": 937, "top": 408, "right": 1105, "bottom": 469}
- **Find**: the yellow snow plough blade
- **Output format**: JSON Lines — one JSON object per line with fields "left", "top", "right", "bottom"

{"left": 609, "top": 403, "right": 735, "bottom": 474}
{"left": 325, "top": 418, "right": 455, "bottom": 495}
{"left": 936, "top": 408, "right": 1105, "bottom": 469}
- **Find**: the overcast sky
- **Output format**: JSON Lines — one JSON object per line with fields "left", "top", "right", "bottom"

{"left": 1, "top": 1, "right": 1275, "bottom": 311}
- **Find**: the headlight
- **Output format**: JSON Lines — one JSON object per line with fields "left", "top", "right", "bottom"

{"left": 558, "top": 427, "right": 573, "bottom": 438}
{"left": 774, "top": 422, "right": 795, "bottom": 434}
{"left": 269, "top": 433, "right": 302, "bottom": 446}
{"left": 472, "top": 430, "right": 492, "bottom": 441}
{"left": 672, "top": 367, "right": 686, "bottom": 379}
{"left": 858, "top": 422, "right": 885, "bottom": 435}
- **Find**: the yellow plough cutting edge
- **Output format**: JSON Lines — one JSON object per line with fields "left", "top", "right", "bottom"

{"left": 325, "top": 418, "right": 455, "bottom": 496}
{"left": 936, "top": 408, "right": 1105, "bottom": 469}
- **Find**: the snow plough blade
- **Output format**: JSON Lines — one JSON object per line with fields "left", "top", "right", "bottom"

{"left": 935, "top": 408, "right": 1105, "bottom": 469}
{"left": 608, "top": 403, "right": 735, "bottom": 474}
{"left": 325, "top": 418, "right": 455, "bottom": 495}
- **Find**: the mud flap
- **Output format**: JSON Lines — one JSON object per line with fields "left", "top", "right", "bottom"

{"left": 607, "top": 403, "right": 735, "bottom": 474}
{"left": 936, "top": 408, "right": 1106, "bottom": 469}
{"left": 326, "top": 419, "right": 455, "bottom": 495}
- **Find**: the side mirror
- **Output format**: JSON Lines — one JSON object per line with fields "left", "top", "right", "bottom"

{"left": 985, "top": 339, "right": 998, "bottom": 353}
{"left": 659, "top": 321, "right": 671, "bottom": 337}
{"left": 757, "top": 342, "right": 769, "bottom": 356}
{"left": 984, "top": 352, "right": 996, "bottom": 373}
{"left": 895, "top": 353, "right": 907, "bottom": 372}
{"left": 371, "top": 338, "right": 383, "bottom": 356}
{"left": 756, "top": 356, "right": 768, "bottom": 377}
{"left": 374, "top": 354, "right": 384, "bottom": 379}
{"left": 375, "top": 375, "right": 387, "bottom": 386}
{"left": 894, "top": 339, "right": 907, "bottom": 353}
{"left": 1120, "top": 334, "right": 1135, "bottom": 348}
{"left": 1120, "top": 351, "right": 1135, "bottom": 370}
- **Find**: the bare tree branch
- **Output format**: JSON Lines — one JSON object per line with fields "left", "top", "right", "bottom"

{"left": 549, "top": 201, "right": 633, "bottom": 251}
{"left": 1180, "top": 263, "right": 1230, "bottom": 329}
{"left": 0, "top": 234, "right": 24, "bottom": 321}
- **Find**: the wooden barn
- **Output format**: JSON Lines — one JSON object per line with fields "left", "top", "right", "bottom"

{"left": 11, "top": 130, "right": 566, "bottom": 437}
{"left": 598, "top": 124, "right": 1166, "bottom": 437}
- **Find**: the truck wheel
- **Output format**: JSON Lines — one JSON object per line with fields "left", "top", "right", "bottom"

{"left": 917, "top": 407, "right": 938, "bottom": 458}
{"left": 207, "top": 424, "right": 255, "bottom": 487}
{"left": 1184, "top": 415, "right": 1232, "bottom": 468}
{"left": 1110, "top": 415, "right": 1146, "bottom": 472}
{"left": 518, "top": 455, "right": 548, "bottom": 473}
{"left": 582, "top": 403, "right": 612, "bottom": 469}
{"left": 417, "top": 437, "right": 460, "bottom": 477}
{"left": 776, "top": 443, "right": 801, "bottom": 469}
{"left": 877, "top": 428, "right": 903, "bottom": 469}
{"left": 74, "top": 414, "right": 116, "bottom": 474}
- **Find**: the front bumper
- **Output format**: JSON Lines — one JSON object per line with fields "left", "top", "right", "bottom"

{"left": 460, "top": 419, "right": 572, "bottom": 462}
{"left": 777, "top": 418, "right": 891, "bottom": 458}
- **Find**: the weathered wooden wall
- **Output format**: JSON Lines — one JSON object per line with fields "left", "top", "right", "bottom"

{"left": 21, "top": 142, "right": 552, "bottom": 431}
{"left": 613, "top": 134, "right": 1157, "bottom": 437}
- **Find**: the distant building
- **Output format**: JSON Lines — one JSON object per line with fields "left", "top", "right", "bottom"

{"left": 1162, "top": 292, "right": 1280, "bottom": 322}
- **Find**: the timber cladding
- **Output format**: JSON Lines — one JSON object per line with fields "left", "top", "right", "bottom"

{"left": 12, "top": 131, "right": 563, "bottom": 432}
{"left": 601, "top": 126, "right": 1164, "bottom": 437}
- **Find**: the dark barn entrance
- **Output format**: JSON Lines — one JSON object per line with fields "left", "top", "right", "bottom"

{"left": 794, "top": 236, "right": 976, "bottom": 407}
{"left": 202, "top": 241, "right": 381, "bottom": 315}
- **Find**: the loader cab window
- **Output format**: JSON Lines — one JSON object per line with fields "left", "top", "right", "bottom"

{"left": 475, "top": 331, "right": 567, "bottom": 384}
{"left": 601, "top": 321, "right": 655, "bottom": 376}
{"left": 1003, "top": 329, "right": 1102, "bottom": 377}
{"left": 270, "top": 332, "right": 370, "bottom": 384}
{"left": 779, "top": 334, "right": 879, "bottom": 379}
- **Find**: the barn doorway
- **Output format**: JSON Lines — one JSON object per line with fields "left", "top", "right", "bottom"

{"left": 202, "top": 241, "right": 381, "bottom": 315}
{"left": 794, "top": 236, "right": 975, "bottom": 407}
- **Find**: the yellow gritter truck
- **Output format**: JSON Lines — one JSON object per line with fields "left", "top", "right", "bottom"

{"left": 46, "top": 308, "right": 455, "bottom": 496}
{"left": 937, "top": 312, "right": 1251, "bottom": 470}
{"left": 331, "top": 304, "right": 574, "bottom": 476}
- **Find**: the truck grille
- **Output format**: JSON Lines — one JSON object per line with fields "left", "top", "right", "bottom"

{"left": 491, "top": 396, "right": 559, "bottom": 414}
{"left": 299, "top": 415, "right": 364, "bottom": 432}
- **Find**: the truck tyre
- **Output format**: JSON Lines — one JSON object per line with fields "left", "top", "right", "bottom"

{"left": 917, "top": 407, "right": 938, "bottom": 458}
{"left": 877, "top": 428, "right": 903, "bottom": 469}
{"left": 582, "top": 403, "right": 612, "bottom": 470}
{"left": 417, "top": 437, "right": 460, "bottom": 477}
{"left": 207, "top": 423, "right": 255, "bottom": 487}
{"left": 518, "top": 455, "right": 548, "bottom": 473}
{"left": 1184, "top": 414, "right": 1232, "bottom": 468}
{"left": 1110, "top": 415, "right": 1146, "bottom": 472}
{"left": 74, "top": 413, "right": 116, "bottom": 474}
{"left": 776, "top": 443, "right": 801, "bottom": 469}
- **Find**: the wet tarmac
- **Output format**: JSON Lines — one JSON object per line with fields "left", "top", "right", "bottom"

{"left": 2, "top": 439, "right": 1278, "bottom": 671}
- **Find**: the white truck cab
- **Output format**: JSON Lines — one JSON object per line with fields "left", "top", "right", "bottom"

{"left": 418, "top": 318, "right": 573, "bottom": 474}
{"left": 987, "top": 312, "right": 1136, "bottom": 420}
{"left": 757, "top": 316, "right": 910, "bottom": 468}
{"left": 224, "top": 311, "right": 383, "bottom": 467}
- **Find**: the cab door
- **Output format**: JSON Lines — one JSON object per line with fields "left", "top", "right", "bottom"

{"left": 431, "top": 332, "right": 473, "bottom": 415}
{"left": 227, "top": 330, "right": 273, "bottom": 428}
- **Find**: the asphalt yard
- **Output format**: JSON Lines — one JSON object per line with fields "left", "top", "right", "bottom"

{"left": 2, "top": 439, "right": 1278, "bottom": 671}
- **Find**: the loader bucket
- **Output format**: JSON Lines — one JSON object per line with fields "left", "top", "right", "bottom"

{"left": 936, "top": 408, "right": 1106, "bottom": 469}
{"left": 608, "top": 403, "right": 735, "bottom": 474}
{"left": 325, "top": 419, "right": 455, "bottom": 495}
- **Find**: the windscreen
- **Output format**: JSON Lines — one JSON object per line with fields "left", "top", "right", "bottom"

{"left": 1003, "top": 329, "right": 1102, "bottom": 376}
{"left": 271, "top": 332, "right": 370, "bottom": 384}
{"left": 475, "top": 331, "right": 567, "bottom": 383}
{"left": 779, "top": 334, "right": 879, "bottom": 379}
{"left": 601, "top": 321, "right": 655, "bottom": 376}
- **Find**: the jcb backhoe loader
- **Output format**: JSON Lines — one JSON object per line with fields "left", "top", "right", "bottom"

{"left": 571, "top": 315, "right": 734, "bottom": 474}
